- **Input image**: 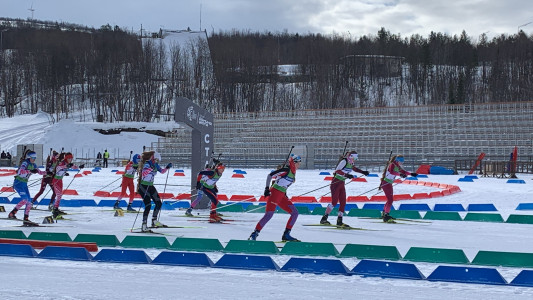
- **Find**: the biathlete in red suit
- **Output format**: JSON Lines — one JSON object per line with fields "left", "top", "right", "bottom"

{"left": 379, "top": 155, "right": 417, "bottom": 222}
{"left": 114, "top": 154, "right": 141, "bottom": 211}
{"left": 32, "top": 150, "right": 58, "bottom": 207}
{"left": 51, "top": 152, "right": 84, "bottom": 218}
{"left": 320, "top": 151, "right": 369, "bottom": 227}
{"left": 248, "top": 154, "right": 302, "bottom": 242}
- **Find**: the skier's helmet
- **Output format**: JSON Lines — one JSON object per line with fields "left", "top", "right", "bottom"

{"left": 132, "top": 154, "right": 141, "bottom": 164}
{"left": 291, "top": 154, "right": 302, "bottom": 163}
{"left": 395, "top": 155, "right": 405, "bottom": 164}
{"left": 346, "top": 151, "right": 358, "bottom": 163}
{"left": 64, "top": 153, "right": 74, "bottom": 162}
{"left": 26, "top": 151, "right": 37, "bottom": 160}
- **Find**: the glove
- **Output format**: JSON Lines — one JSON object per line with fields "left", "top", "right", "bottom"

{"left": 67, "top": 163, "right": 73, "bottom": 168}
{"left": 410, "top": 172, "right": 418, "bottom": 177}
{"left": 345, "top": 174, "right": 354, "bottom": 179}
{"left": 400, "top": 173, "right": 407, "bottom": 178}
{"left": 362, "top": 170, "right": 370, "bottom": 176}
{"left": 166, "top": 163, "right": 172, "bottom": 169}
{"left": 264, "top": 187, "right": 271, "bottom": 197}
{"left": 30, "top": 168, "right": 38, "bottom": 174}
{"left": 196, "top": 181, "right": 201, "bottom": 190}
{"left": 79, "top": 164, "right": 85, "bottom": 169}
{"left": 65, "top": 173, "right": 70, "bottom": 176}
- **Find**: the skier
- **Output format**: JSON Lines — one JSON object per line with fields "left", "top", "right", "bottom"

{"left": 114, "top": 153, "right": 141, "bottom": 211}
{"left": 379, "top": 155, "right": 417, "bottom": 222}
{"left": 32, "top": 150, "right": 58, "bottom": 207}
{"left": 320, "top": 151, "right": 369, "bottom": 227}
{"left": 137, "top": 151, "right": 172, "bottom": 232}
{"left": 7, "top": 150, "right": 47, "bottom": 226}
{"left": 51, "top": 152, "right": 84, "bottom": 218}
{"left": 185, "top": 161, "right": 226, "bottom": 223}
{"left": 248, "top": 154, "right": 302, "bottom": 242}
{"left": 103, "top": 149, "right": 109, "bottom": 168}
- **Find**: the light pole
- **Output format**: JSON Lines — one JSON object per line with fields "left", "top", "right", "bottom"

{"left": 518, "top": 21, "right": 533, "bottom": 33}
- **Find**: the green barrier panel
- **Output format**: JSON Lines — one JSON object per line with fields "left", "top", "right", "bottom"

{"left": 278, "top": 206, "right": 312, "bottom": 215}
{"left": 347, "top": 209, "right": 382, "bottom": 218}
{"left": 224, "top": 239, "right": 279, "bottom": 254}
{"left": 120, "top": 235, "right": 170, "bottom": 249}
{"left": 423, "top": 211, "right": 463, "bottom": 221}
{"left": 280, "top": 242, "right": 338, "bottom": 257}
{"left": 310, "top": 206, "right": 339, "bottom": 215}
{"left": 245, "top": 205, "right": 266, "bottom": 213}
{"left": 218, "top": 204, "right": 244, "bottom": 212}
{"left": 338, "top": 244, "right": 401, "bottom": 260}
{"left": 506, "top": 214, "right": 533, "bottom": 224}
{"left": 390, "top": 210, "right": 422, "bottom": 219}
{"left": 472, "top": 250, "right": 533, "bottom": 268}
{"left": 464, "top": 213, "right": 504, "bottom": 223}
{"left": 0, "top": 230, "right": 26, "bottom": 239}
{"left": 27, "top": 232, "right": 72, "bottom": 242}
{"left": 170, "top": 237, "right": 224, "bottom": 252}
{"left": 404, "top": 247, "right": 469, "bottom": 264}
{"left": 74, "top": 234, "right": 120, "bottom": 247}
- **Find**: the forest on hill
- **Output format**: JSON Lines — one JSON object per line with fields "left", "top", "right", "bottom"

{"left": 1, "top": 17, "right": 532, "bottom": 122}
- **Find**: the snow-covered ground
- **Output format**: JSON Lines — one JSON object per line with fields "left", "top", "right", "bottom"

{"left": 1, "top": 113, "right": 533, "bottom": 299}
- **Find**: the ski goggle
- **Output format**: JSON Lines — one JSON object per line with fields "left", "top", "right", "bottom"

{"left": 349, "top": 153, "right": 358, "bottom": 161}
{"left": 28, "top": 153, "right": 37, "bottom": 160}
{"left": 395, "top": 156, "right": 405, "bottom": 163}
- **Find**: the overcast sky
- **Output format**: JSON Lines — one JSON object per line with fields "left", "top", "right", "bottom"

{"left": 3, "top": 0, "right": 533, "bottom": 39}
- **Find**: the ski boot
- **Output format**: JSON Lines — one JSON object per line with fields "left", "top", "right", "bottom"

{"left": 248, "top": 230, "right": 260, "bottom": 241}
{"left": 8, "top": 209, "right": 18, "bottom": 219}
{"left": 151, "top": 219, "right": 166, "bottom": 228}
{"left": 185, "top": 208, "right": 193, "bottom": 217}
{"left": 382, "top": 213, "right": 395, "bottom": 223}
{"left": 336, "top": 216, "right": 350, "bottom": 228}
{"left": 320, "top": 214, "right": 330, "bottom": 225}
{"left": 209, "top": 213, "right": 223, "bottom": 223}
{"left": 48, "top": 202, "right": 54, "bottom": 211}
{"left": 23, "top": 215, "right": 38, "bottom": 227}
{"left": 141, "top": 221, "right": 149, "bottom": 232}
{"left": 282, "top": 228, "right": 300, "bottom": 242}
{"left": 52, "top": 208, "right": 60, "bottom": 219}
{"left": 126, "top": 204, "right": 135, "bottom": 212}
{"left": 113, "top": 201, "right": 120, "bottom": 210}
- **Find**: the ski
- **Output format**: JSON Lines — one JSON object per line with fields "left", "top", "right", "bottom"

{"left": 302, "top": 224, "right": 373, "bottom": 231}
{"left": 358, "top": 217, "right": 431, "bottom": 223}
{"left": 275, "top": 239, "right": 301, "bottom": 243}
{"left": 129, "top": 229, "right": 168, "bottom": 235}
{"left": 186, "top": 219, "right": 235, "bottom": 225}
{"left": 150, "top": 225, "right": 205, "bottom": 229}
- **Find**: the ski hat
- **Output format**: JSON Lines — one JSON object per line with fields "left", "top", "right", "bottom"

{"left": 290, "top": 154, "right": 302, "bottom": 163}
{"left": 346, "top": 151, "right": 358, "bottom": 163}
{"left": 216, "top": 163, "right": 225, "bottom": 172}
{"left": 395, "top": 155, "right": 405, "bottom": 164}
{"left": 153, "top": 152, "right": 162, "bottom": 162}
{"left": 26, "top": 151, "right": 37, "bottom": 160}
{"left": 64, "top": 153, "right": 73, "bottom": 161}
{"left": 132, "top": 154, "right": 141, "bottom": 164}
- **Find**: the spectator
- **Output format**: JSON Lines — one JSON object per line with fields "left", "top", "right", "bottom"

{"left": 1, "top": 151, "right": 6, "bottom": 159}
{"left": 96, "top": 152, "right": 102, "bottom": 166}
{"left": 103, "top": 150, "right": 109, "bottom": 168}
{"left": 6, "top": 152, "right": 12, "bottom": 160}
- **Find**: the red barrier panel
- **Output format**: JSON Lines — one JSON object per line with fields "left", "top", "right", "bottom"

{"left": 429, "top": 191, "right": 444, "bottom": 198}
{"left": 231, "top": 174, "right": 245, "bottom": 178}
{"left": 174, "top": 173, "right": 185, "bottom": 176}
{"left": 74, "top": 174, "right": 84, "bottom": 178}
{"left": 394, "top": 194, "right": 412, "bottom": 200}
{"left": 352, "top": 177, "right": 367, "bottom": 182}
{"left": 63, "top": 189, "right": 79, "bottom": 196}
{"left": 230, "top": 195, "right": 256, "bottom": 202}
{"left": 257, "top": 196, "right": 267, "bottom": 202}
{"left": 0, "top": 171, "right": 16, "bottom": 177}
{"left": 0, "top": 238, "right": 98, "bottom": 252}
{"left": 370, "top": 195, "right": 388, "bottom": 201}
{"left": 115, "top": 171, "right": 125, "bottom": 175}
{"left": 290, "top": 196, "right": 317, "bottom": 203}
{"left": 347, "top": 196, "right": 370, "bottom": 202}
{"left": 110, "top": 192, "right": 122, "bottom": 197}
{"left": 404, "top": 180, "right": 418, "bottom": 185}
{"left": 441, "top": 189, "right": 451, "bottom": 196}
{"left": 416, "top": 181, "right": 427, "bottom": 186}
{"left": 412, "top": 193, "right": 431, "bottom": 199}
{"left": 1, "top": 186, "right": 14, "bottom": 192}
{"left": 82, "top": 171, "right": 92, "bottom": 175}
{"left": 319, "top": 196, "right": 332, "bottom": 203}
{"left": 175, "top": 193, "right": 191, "bottom": 200}
{"left": 323, "top": 176, "right": 333, "bottom": 181}
{"left": 159, "top": 193, "right": 174, "bottom": 199}
{"left": 217, "top": 194, "right": 229, "bottom": 201}
{"left": 439, "top": 184, "right": 449, "bottom": 189}
{"left": 94, "top": 191, "right": 111, "bottom": 197}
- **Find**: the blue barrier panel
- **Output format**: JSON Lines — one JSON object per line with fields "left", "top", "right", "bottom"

{"left": 507, "top": 179, "right": 526, "bottom": 184}
{"left": 362, "top": 204, "right": 393, "bottom": 211}
{"left": 281, "top": 257, "right": 350, "bottom": 275}
{"left": 10, "top": 197, "right": 23, "bottom": 204}
{"left": 175, "top": 169, "right": 185, "bottom": 173}
{"left": 171, "top": 201, "right": 191, "bottom": 208}
{"left": 93, "top": 249, "right": 152, "bottom": 264}
{"left": 236, "top": 170, "right": 247, "bottom": 174}
{"left": 516, "top": 203, "right": 533, "bottom": 210}
{"left": 91, "top": 169, "right": 100, "bottom": 172}
{"left": 405, "top": 177, "right": 418, "bottom": 180}
{"left": 97, "top": 200, "right": 118, "bottom": 207}
{"left": 433, "top": 204, "right": 465, "bottom": 212}
{"left": 427, "top": 265, "right": 507, "bottom": 285}
{"left": 458, "top": 177, "right": 474, "bottom": 182}
{"left": 153, "top": 251, "right": 213, "bottom": 267}
{"left": 510, "top": 270, "right": 533, "bottom": 287}
{"left": 131, "top": 200, "right": 144, "bottom": 207}
{"left": 345, "top": 204, "right": 359, "bottom": 211}
{"left": 78, "top": 199, "right": 97, "bottom": 206}
{"left": 416, "top": 174, "right": 428, "bottom": 178}
{"left": 0, "top": 243, "right": 37, "bottom": 257}
{"left": 233, "top": 169, "right": 242, "bottom": 173}
{"left": 161, "top": 201, "right": 176, "bottom": 210}
{"left": 351, "top": 259, "right": 425, "bottom": 280}
{"left": 319, "top": 171, "right": 331, "bottom": 175}
{"left": 398, "top": 204, "right": 431, "bottom": 211}
{"left": 38, "top": 246, "right": 93, "bottom": 261}
{"left": 0, "top": 196, "right": 10, "bottom": 204}
{"left": 467, "top": 204, "right": 497, "bottom": 211}
{"left": 214, "top": 254, "right": 279, "bottom": 271}
{"left": 111, "top": 170, "right": 118, "bottom": 172}
{"left": 60, "top": 200, "right": 82, "bottom": 207}
{"left": 464, "top": 175, "right": 478, "bottom": 179}
{"left": 366, "top": 174, "right": 379, "bottom": 177}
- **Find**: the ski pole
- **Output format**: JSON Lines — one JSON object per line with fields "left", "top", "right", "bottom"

{"left": 281, "top": 146, "right": 295, "bottom": 168}
{"left": 157, "top": 167, "right": 171, "bottom": 221}
{"left": 94, "top": 176, "right": 122, "bottom": 192}
{"left": 131, "top": 183, "right": 151, "bottom": 232}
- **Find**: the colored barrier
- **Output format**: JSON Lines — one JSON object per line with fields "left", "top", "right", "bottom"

{"left": 120, "top": 235, "right": 171, "bottom": 249}
{"left": 175, "top": 193, "right": 191, "bottom": 200}
{"left": 0, "top": 243, "right": 37, "bottom": 257}
{"left": 394, "top": 194, "right": 413, "bottom": 200}
{"left": 411, "top": 193, "right": 431, "bottom": 199}
{"left": 1, "top": 186, "right": 14, "bottom": 192}
{"left": 230, "top": 195, "right": 256, "bottom": 202}
{"left": 94, "top": 191, "right": 111, "bottom": 197}
{"left": 433, "top": 204, "right": 465, "bottom": 212}
{"left": 516, "top": 203, "right": 533, "bottom": 210}
{"left": 510, "top": 270, "right": 533, "bottom": 287}
{"left": 362, "top": 204, "right": 386, "bottom": 211}
{"left": 280, "top": 242, "right": 338, "bottom": 257}
{"left": 63, "top": 189, "right": 79, "bottom": 195}
{"left": 74, "top": 234, "right": 120, "bottom": 247}
{"left": 390, "top": 210, "right": 422, "bottom": 219}
{"left": 28, "top": 232, "right": 72, "bottom": 242}
{"left": 0, "top": 196, "right": 9, "bottom": 203}
{"left": 97, "top": 199, "right": 118, "bottom": 207}
{"left": 218, "top": 204, "right": 244, "bottom": 212}
{"left": 369, "top": 195, "right": 387, "bottom": 201}
{"left": 78, "top": 199, "right": 97, "bottom": 206}
{"left": 319, "top": 171, "right": 330, "bottom": 175}
{"left": 0, "top": 230, "right": 26, "bottom": 239}
{"left": 423, "top": 211, "right": 463, "bottom": 221}
{"left": 159, "top": 193, "right": 174, "bottom": 200}
{"left": 466, "top": 204, "right": 497, "bottom": 211}
{"left": 463, "top": 213, "right": 504, "bottom": 223}
{"left": 346, "top": 196, "right": 369, "bottom": 202}
{"left": 352, "top": 259, "right": 425, "bottom": 280}
{"left": 310, "top": 206, "right": 337, "bottom": 216}
{"left": 152, "top": 251, "right": 213, "bottom": 267}
{"left": 507, "top": 179, "right": 526, "bottom": 184}
{"left": 338, "top": 244, "right": 401, "bottom": 260}
{"left": 231, "top": 174, "right": 245, "bottom": 178}
{"left": 93, "top": 249, "right": 152, "bottom": 264}
{"left": 352, "top": 177, "right": 367, "bottom": 182}
{"left": 458, "top": 177, "right": 474, "bottom": 182}
{"left": 506, "top": 214, "right": 533, "bottom": 224}
{"left": 0, "top": 238, "right": 98, "bottom": 251}
{"left": 38, "top": 246, "right": 93, "bottom": 261}
{"left": 281, "top": 257, "right": 350, "bottom": 275}
{"left": 170, "top": 237, "right": 224, "bottom": 252}
{"left": 403, "top": 247, "right": 469, "bottom": 264}
{"left": 472, "top": 251, "right": 533, "bottom": 268}
{"left": 398, "top": 204, "right": 431, "bottom": 211}
{"left": 290, "top": 196, "right": 317, "bottom": 203}
{"left": 347, "top": 209, "right": 382, "bottom": 218}
{"left": 245, "top": 204, "right": 266, "bottom": 213}
{"left": 60, "top": 200, "right": 82, "bottom": 207}
{"left": 224, "top": 240, "right": 279, "bottom": 255}
{"left": 214, "top": 254, "right": 280, "bottom": 271}
{"left": 427, "top": 265, "right": 507, "bottom": 285}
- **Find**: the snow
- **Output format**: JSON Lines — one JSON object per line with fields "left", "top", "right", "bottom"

{"left": 1, "top": 113, "right": 533, "bottom": 299}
